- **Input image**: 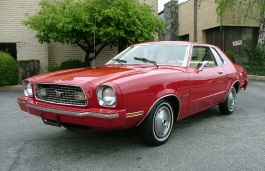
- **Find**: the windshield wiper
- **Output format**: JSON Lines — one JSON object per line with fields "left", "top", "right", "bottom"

{"left": 133, "top": 57, "right": 158, "bottom": 67}
{"left": 112, "top": 59, "right": 127, "bottom": 65}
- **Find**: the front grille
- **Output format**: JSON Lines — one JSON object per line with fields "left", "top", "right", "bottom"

{"left": 35, "top": 84, "right": 87, "bottom": 106}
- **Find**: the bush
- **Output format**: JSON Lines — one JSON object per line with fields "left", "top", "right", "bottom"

{"left": 47, "top": 64, "right": 61, "bottom": 72}
{"left": 17, "top": 60, "right": 40, "bottom": 80}
{"left": 244, "top": 45, "right": 265, "bottom": 76}
{"left": 225, "top": 51, "right": 236, "bottom": 63}
{"left": 47, "top": 59, "right": 84, "bottom": 72}
{"left": 60, "top": 59, "right": 84, "bottom": 70}
{"left": 0, "top": 51, "right": 19, "bottom": 86}
{"left": 243, "top": 65, "right": 265, "bottom": 75}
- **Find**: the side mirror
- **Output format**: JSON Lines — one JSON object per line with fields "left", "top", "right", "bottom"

{"left": 197, "top": 61, "right": 209, "bottom": 71}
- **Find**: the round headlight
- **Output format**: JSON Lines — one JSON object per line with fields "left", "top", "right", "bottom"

{"left": 97, "top": 86, "right": 116, "bottom": 107}
{"left": 37, "top": 88, "right": 47, "bottom": 97}
{"left": 102, "top": 87, "right": 116, "bottom": 106}
{"left": 24, "top": 82, "right": 33, "bottom": 97}
{"left": 75, "top": 92, "right": 86, "bottom": 100}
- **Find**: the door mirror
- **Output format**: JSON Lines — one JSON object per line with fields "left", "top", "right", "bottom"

{"left": 197, "top": 61, "right": 209, "bottom": 71}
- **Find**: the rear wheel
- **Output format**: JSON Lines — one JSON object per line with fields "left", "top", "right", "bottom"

{"left": 219, "top": 87, "right": 237, "bottom": 115}
{"left": 139, "top": 99, "right": 174, "bottom": 146}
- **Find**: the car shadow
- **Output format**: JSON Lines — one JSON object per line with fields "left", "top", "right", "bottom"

{"left": 32, "top": 106, "right": 224, "bottom": 149}
{"left": 174, "top": 106, "right": 222, "bottom": 129}
{"left": 15, "top": 105, "right": 243, "bottom": 171}
{"left": 16, "top": 106, "right": 231, "bottom": 169}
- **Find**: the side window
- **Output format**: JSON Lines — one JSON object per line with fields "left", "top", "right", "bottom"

{"left": 210, "top": 47, "right": 224, "bottom": 66}
{"left": 189, "top": 46, "right": 217, "bottom": 68}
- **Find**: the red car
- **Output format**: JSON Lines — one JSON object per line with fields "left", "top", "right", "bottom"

{"left": 18, "top": 41, "right": 248, "bottom": 146}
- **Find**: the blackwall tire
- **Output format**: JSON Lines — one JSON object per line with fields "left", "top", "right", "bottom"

{"left": 219, "top": 87, "right": 237, "bottom": 115}
{"left": 139, "top": 99, "right": 174, "bottom": 146}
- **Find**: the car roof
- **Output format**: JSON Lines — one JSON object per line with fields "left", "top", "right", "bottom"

{"left": 136, "top": 41, "right": 214, "bottom": 47}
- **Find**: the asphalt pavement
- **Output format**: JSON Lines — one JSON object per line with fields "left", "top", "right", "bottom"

{"left": 0, "top": 80, "right": 265, "bottom": 171}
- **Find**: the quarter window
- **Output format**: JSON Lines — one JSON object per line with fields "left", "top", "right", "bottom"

{"left": 210, "top": 47, "right": 224, "bottom": 66}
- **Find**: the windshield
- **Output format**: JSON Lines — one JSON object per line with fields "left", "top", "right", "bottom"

{"left": 107, "top": 44, "right": 189, "bottom": 66}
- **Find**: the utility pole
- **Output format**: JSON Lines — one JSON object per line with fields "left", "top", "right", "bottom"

{"left": 194, "top": 0, "right": 197, "bottom": 42}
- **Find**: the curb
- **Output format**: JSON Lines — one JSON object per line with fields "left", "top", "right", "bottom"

{"left": 0, "top": 75, "right": 264, "bottom": 92}
{"left": 248, "top": 75, "right": 265, "bottom": 81}
{"left": 0, "top": 85, "right": 23, "bottom": 92}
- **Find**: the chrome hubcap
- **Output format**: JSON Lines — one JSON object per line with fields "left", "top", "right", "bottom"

{"left": 228, "top": 88, "right": 236, "bottom": 111}
{"left": 154, "top": 105, "right": 172, "bottom": 140}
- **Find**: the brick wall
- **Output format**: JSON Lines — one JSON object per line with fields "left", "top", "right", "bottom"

{"left": 178, "top": 0, "right": 220, "bottom": 42}
{"left": 0, "top": 0, "right": 48, "bottom": 73}
{"left": 178, "top": 0, "right": 194, "bottom": 40}
{"left": 196, "top": 0, "right": 220, "bottom": 42}
{"left": 0, "top": 0, "right": 158, "bottom": 72}
{"left": 221, "top": 3, "right": 260, "bottom": 27}
{"left": 177, "top": 0, "right": 260, "bottom": 42}
{"left": 48, "top": 43, "right": 118, "bottom": 67}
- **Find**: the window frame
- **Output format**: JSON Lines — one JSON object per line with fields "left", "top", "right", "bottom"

{"left": 189, "top": 45, "right": 218, "bottom": 68}
{"left": 210, "top": 47, "right": 225, "bottom": 66}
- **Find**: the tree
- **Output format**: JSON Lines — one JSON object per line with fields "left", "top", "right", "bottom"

{"left": 215, "top": 0, "right": 265, "bottom": 49}
{"left": 23, "top": 0, "right": 165, "bottom": 66}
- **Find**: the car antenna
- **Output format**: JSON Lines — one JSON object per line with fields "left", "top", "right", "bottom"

{"left": 92, "top": 17, "right": 96, "bottom": 68}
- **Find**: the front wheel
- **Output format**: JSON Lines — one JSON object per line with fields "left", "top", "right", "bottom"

{"left": 139, "top": 100, "right": 174, "bottom": 146}
{"left": 219, "top": 87, "right": 237, "bottom": 115}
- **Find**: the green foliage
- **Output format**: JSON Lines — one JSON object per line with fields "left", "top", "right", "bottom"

{"left": 0, "top": 51, "right": 19, "bottom": 86}
{"left": 60, "top": 59, "right": 84, "bottom": 70}
{"left": 47, "top": 59, "right": 83, "bottom": 72}
{"left": 23, "top": 0, "right": 165, "bottom": 66}
{"left": 215, "top": 0, "right": 265, "bottom": 24}
{"left": 47, "top": 64, "right": 61, "bottom": 72}
{"left": 243, "top": 45, "right": 265, "bottom": 75}
{"left": 17, "top": 60, "right": 40, "bottom": 80}
{"left": 225, "top": 51, "right": 236, "bottom": 63}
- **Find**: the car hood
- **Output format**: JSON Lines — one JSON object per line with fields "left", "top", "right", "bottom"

{"left": 32, "top": 65, "right": 157, "bottom": 85}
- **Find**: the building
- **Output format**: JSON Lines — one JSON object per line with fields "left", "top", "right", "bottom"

{"left": 159, "top": 0, "right": 260, "bottom": 63}
{"left": 0, "top": 0, "right": 158, "bottom": 72}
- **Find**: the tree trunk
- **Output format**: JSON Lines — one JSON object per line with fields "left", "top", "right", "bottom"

{"left": 84, "top": 51, "right": 91, "bottom": 67}
{"left": 83, "top": 43, "right": 108, "bottom": 67}
{"left": 258, "top": 14, "right": 265, "bottom": 48}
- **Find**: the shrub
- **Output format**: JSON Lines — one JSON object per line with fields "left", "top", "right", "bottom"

{"left": 47, "top": 64, "right": 61, "bottom": 72}
{"left": 17, "top": 60, "right": 40, "bottom": 80}
{"left": 59, "top": 59, "right": 84, "bottom": 70}
{"left": 243, "top": 45, "right": 265, "bottom": 76}
{"left": 47, "top": 59, "right": 84, "bottom": 72}
{"left": 225, "top": 51, "right": 236, "bottom": 63}
{"left": 0, "top": 51, "right": 19, "bottom": 86}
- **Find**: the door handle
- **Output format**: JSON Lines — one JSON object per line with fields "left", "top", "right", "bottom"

{"left": 218, "top": 71, "right": 223, "bottom": 74}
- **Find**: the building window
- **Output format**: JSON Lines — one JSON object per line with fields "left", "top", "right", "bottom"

{"left": 179, "top": 34, "right": 189, "bottom": 41}
{"left": 0, "top": 43, "right": 17, "bottom": 60}
{"left": 205, "top": 26, "right": 259, "bottom": 63}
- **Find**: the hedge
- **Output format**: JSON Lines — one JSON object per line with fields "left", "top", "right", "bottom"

{"left": 0, "top": 51, "right": 19, "bottom": 86}
{"left": 17, "top": 59, "right": 40, "bottom": 80}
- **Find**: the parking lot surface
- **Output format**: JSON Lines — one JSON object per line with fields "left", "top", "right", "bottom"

{"left": 1, "top": 80, "right": 265, "bottom": 171}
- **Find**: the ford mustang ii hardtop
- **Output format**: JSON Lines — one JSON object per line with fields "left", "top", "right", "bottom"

{"left": 18, "top": 41, "right": 248, "bottom": 146}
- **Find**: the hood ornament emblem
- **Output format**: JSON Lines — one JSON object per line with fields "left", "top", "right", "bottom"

{"left": 55, "top": 90, "right": 63, "bottom": 97}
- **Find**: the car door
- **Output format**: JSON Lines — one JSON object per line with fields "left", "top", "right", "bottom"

{"left": 186, "top": 45, "right": 229, "bottom": 116}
